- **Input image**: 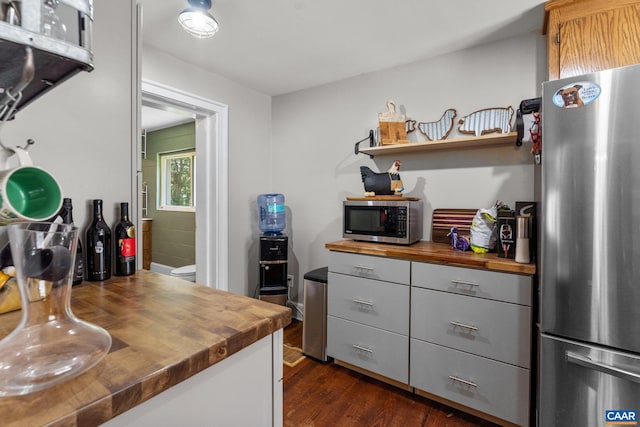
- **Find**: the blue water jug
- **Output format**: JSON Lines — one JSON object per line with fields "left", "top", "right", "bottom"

{"left": 258, "top": 193, "right": 285, "bottom": 234}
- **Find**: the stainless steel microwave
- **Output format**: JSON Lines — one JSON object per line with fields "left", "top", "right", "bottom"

{"left": 343, "top": 199, "right": 423, "bottom": 245}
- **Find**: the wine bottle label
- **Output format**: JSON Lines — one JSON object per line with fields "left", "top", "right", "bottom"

{"left": 119, "top": 238, "right": 136, "bottom": 258}
{"left": 95, "top": 241, "right": 104, "bottom": 254}
{"left": 75, "top": 258, "right": 84, "bottom": 281}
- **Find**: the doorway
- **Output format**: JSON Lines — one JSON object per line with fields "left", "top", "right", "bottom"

{"left": 139, "top": 80, "right": 229, "bottom": 290}
{"left": 141, "top": 111, "right": 195, "bottom": 272}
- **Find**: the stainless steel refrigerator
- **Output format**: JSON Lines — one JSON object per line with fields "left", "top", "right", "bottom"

{"left": 540, "top": 64, "right": 640, "bottom": 426}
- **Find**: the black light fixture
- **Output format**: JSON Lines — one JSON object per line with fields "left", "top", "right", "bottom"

{"left": 178, "top": 0, "right": 219, "bottom": 39}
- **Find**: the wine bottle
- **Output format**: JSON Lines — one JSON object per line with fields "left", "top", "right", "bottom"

{"left": 52, "top": 198, "right": 84, "bottom": 285}
{"left": 0, "top": 241, "right": 12, "bottom": 269}
{"left": 114, "top": 202, "right": 136, "bottom": 276}
{"left": 86, "top": 199, "right": 111, "bottom": 281}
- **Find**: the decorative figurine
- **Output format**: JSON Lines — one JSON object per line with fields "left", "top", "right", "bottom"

{"left": 447, "top": 227, "right": 470, "bottom": 251}
{"left": 360, "top": 160, "right": 404, "bottom": 197}
{"left": 417, "top": 108, "right": 457, "bottom": 141}
{"left": 458, "top": 106, "right": 514, "bottom": 137}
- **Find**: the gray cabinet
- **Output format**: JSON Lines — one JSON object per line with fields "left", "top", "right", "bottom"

{"left": 329, "top": 251, "right": 410, "bottom": 284}
{"left": 327, "top": 252, "right": 410, "bottom": 383}
{"left": 327, "top": 317, "right": 409, "bottom": 383}
{"left": 411, "top": 287, "right": 531, "bottom": 368}
{"left": 410, "top": 262, "right": 532, "bottom": 426}
{"left": 326, "top": 250, "right": 534, "bottom": 426}
{"left": 327, "top": 272, "right": 409, "bottom": 335}
{"left": 412, "top": 262, "right": 531, "bottom": 305}
{"left": 410, "top": 339, "right": 530, "bottom": 427}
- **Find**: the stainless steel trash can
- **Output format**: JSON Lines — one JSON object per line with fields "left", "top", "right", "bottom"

{"left": 302, "top": 267, "right": 328, "bottom": 362}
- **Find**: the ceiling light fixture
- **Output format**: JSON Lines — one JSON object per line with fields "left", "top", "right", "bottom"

{"left": 178, "top": 0, "right": 219, "bottom": 39}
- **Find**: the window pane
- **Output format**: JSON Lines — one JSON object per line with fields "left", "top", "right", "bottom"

{"left": 169, "top": 157, "right": 192, "bottom": 206}
{"left": 159, "top": 151, "right": 195, "bottom": 212}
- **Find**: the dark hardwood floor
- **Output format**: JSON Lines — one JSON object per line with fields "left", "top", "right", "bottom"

{"left": 283, "top": 319, "right": 500, "bottom": 427}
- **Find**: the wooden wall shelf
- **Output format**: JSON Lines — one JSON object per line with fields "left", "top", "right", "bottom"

{"left": 358, "top": 132, "right": 518, "bottom": 157}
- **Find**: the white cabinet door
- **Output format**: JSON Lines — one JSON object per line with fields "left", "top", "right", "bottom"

{"left": 103, "top": 333, "right": 279, "bottom": 427}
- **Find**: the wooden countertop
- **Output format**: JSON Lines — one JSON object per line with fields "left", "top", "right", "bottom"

{"left": 0, "top": 270, "right": 291, "bottom": 426}
{"left": 326, "top": 240, "right": 536, "bottom": 275}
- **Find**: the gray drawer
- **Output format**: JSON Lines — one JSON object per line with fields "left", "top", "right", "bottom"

{"left": 412, "top": 262, "right": 532, "bottom": 305}
{"left": 410, "top": 339, "right": 529, "bottom": 427}
{"left": 328, "top": 272, "right": 409, "bottom": 335}
{"left": 328, "top": 316, "right": 409, "bottom": 384}
{"left": 329, "top": 252, "right": 410, "bottom": 285}
{"left": 411, "top": 287, "right": 531, "bottom": 368}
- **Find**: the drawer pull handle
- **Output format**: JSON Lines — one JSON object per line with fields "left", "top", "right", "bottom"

{"left": 449, "top": 375, "right": 478, "bottom": 388}
{"left": 353, "top": 299, "right": 374, "bottom": 307}
{"left": 352, "top": 344, "right": 373, "bottom": 353}
{"left": 450, "top": 321, "right": 478, "bottom": 331}
{"left": 451, "top": 279, "right": 479, "bottom": 287}
{"left": 353, "top": 265, "right": 375, "bottom": 272}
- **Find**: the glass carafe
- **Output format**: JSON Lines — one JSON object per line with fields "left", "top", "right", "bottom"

{"left": 0, "top": 222, "right": 111, "bottom": 396}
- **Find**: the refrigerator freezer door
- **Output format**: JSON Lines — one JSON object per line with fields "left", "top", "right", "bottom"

{"left": 540, "top": 334, "right": 640, "bottom": 427}
{"left": 541, "top": 63, "right": 640, "bottom": 354}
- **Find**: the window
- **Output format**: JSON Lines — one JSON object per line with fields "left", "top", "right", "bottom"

{"left": 158, "top": 150, "right": 196, "bottom": 212}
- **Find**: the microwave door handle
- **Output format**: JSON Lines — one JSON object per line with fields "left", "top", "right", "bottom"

{"left": 566, "top": 352, "right": 640, "bottom": 384}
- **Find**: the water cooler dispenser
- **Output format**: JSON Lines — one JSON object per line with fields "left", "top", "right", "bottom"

{"left": 258, "top": 234, "right": 288, "bottom": 306}
{"left": 257, "top": 194, "right": 288, "bottom": 306}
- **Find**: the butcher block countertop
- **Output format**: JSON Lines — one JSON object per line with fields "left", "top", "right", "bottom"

{"left": 326, "top": 240, "right": 536, "bottom": 275}
{"left": 0, "top": 270, "right": 291, "bottom": 427}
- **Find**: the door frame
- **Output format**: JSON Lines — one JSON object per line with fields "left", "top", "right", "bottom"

{"left": 139, "top": 79, "right": 229, "bottom": 290}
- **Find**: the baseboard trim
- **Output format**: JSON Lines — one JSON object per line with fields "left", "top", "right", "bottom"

{"left": 334, "top": 359, "right": 412, "bottom": 392}
{"left": 414, "top": 388, "right": 520, "bottom": 427}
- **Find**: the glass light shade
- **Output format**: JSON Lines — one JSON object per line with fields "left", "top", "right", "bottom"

{"left": 178, "top": 8, "right": 219, "bottom": 39}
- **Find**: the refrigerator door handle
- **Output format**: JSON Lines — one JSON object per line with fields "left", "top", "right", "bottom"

{"left": 566, "top": 351, "right": 640, "bottom": 384}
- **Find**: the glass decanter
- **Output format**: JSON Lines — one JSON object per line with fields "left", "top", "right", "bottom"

{"left": 0, "top": 222, "right": 111, "bottom": 396}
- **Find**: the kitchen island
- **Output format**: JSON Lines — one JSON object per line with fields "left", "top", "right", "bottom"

{"left": 0, "top": 270, "right": 291, "bottom": 426}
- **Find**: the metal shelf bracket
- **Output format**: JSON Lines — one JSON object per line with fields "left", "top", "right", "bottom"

{"left": 354, "top": 130, "right": 375, "bottom": 159}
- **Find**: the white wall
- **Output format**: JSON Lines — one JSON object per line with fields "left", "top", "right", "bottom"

{"left": 0, "top": 7, "right": 545, "bottom": 303}
{"left": 271, "top": 32, "right": 547, "bottom": 303}
{"left": 141, "top": 47, "right": 272, "bottom": 296}
{"left": 2, "top": 0, "right": 135, "bottom": 233}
